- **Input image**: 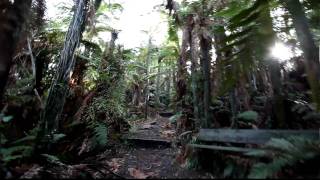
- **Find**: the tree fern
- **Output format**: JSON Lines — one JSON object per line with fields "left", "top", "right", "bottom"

{"left": 214, "top": 0, "right": 277, "bottom": 94}
{"left": 88, "top": 121, "right": 108, "bottom": 148}
{"left": 247, "top": 136, "right": 320, "bottom": 178}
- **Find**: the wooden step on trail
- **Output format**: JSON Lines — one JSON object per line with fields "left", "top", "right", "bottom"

{"left": 123, "top": 134, "right": 172, "bottom": 148}
{"left": 159, "top": 112, "right": 174, "bottom": 117}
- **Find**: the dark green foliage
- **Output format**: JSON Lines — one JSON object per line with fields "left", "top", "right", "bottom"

{"left": 88, "top": 120, "right": 108, "bottom": 148}
{"left": 0, "top": 116, "right": 38, "bottom": 166}
{"left": 214, "top": 0, "right": 275, "bottom": 94}
{"left": 237, "top": 110, "right": 258, "bottom": 122}
{"left": 247, "top": 136, "right": 320, "bottom": 178}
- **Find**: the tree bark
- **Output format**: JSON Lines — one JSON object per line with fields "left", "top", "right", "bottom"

{"left": 155, "top": 57, "right": 161, "bottom": 107}
{"left": 199, "top": 27, "right": 213, "bottom": 128}
{"left": 101, "top": 30, "right": 118, "bottom": 71}
{"left": 166, "top": 68, "right": 172, "bottom": 104}
{"left": 40, "top": 0, "right": 88, "bottom": 138}
{"left": 0, "top": 0, "right": 32, "bottom": 102}
{"left": 213, "top": 26, "right": 228, "bottom": 96}
{"left": 145, "top": 38, "right": 152, "bottom": 119}
{"left": 176, "top": 25, "right": 189, "bottom": 109}
{"left": 189, "top": 15, "right": 200, "bottom": 127}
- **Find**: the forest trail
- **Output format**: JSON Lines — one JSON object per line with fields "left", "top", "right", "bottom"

{"left": 97, "top": 113, "right": 213, "bottom": 179}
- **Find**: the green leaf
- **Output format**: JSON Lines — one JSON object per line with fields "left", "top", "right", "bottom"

{"left": 41, "top": 154, "right": 64, "bottom": 165}
{"left": 0, "top": 146, "right": 32, "bottom": 156}
{"left": 2, "top": 115, "right": 13, "bottom": 123}
{"left": 2, "top": 155, "right": 24, "bottom": 162}
{"left": 230, "top": 0, "right": 267, "bottom": 24}
{"left": 229, "top": 12, "right": 260, "bottom": 30}
{"left": 223, "top": 27, "right": 253, "bottom": 43}
{"left": 53, "top": 133, "right": 66, "bottom": 143}
{"left": 215, "top": 1, "right": 244, "bottom": 18}
{"left": 248, "top": 163, "right": 269, "bottom": 179}
{"left": 237, "top": 111, "right": 258, "bottom": 122}
{"left": 266, "top": 138, "right": 294, "bottom": 151}
{"left": 11, "top": 135, "right": 35, "bottom": 145}
{"left": 169, "top": 111, "right": 182, "bottom": 124}
{"left": 223, "top": 163, "right": 234, "bottom": 177}
{"left": 0, "top": 133, "right": 7, "bottom": 144}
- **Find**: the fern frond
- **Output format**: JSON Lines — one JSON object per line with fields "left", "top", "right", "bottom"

{"left": 248, "top": 136, "right": 320, "bottom": 178}
{"left": 88, "top": 121, "right": 108, "bottom": 148}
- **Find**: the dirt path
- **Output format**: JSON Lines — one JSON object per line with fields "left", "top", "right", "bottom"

{"left": 98, "top": 114, "right": 213, "bottom": 179}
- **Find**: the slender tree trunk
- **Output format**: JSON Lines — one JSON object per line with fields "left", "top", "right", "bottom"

{"left": 40, "top": 0, "right": 88, "bottom": 139}
{"left": 167, "top": 68, "right": 172, "bottom": 105}
{"left": 229, "top": 88, "right": 238, "bottom": 128}
{"left": 101, "top": 30, "right": 118, "bottom": 71}
{"left": 251, "top": 72, "right": 258, "bottom": 92}
{"left": 145, "top": 38, "right": 152, "bottom": 120}
{"left": 155, "top": 57, "right": 161, "bottom": 107}
{"left": 189, "top": 15, "right": 200, "bottom": 127}
{"left": 213, "top": 27, "right": 228, "bottom": 96}
{"left": 27, "top": 37, "right": 36, "bottom": 80}
{"left": 239, "top": 74, "right": 251, "bottom": 110}
{"left": 199, "top": 28, "right": 213, "bottom": 128}
{"left": 269, "top": 59, "right": 285, "bottom": 127}
{"left": 282, "top": 0, "right": 320, "bottom": 110}
{"left": 171, "top": 66, "right": 177, "bottom": 111}
{"left": 261, "top": 1, "right": 286, "bottom": 128}
{"left": 132, "top": 84, "right": 141, "bottom": 106}
{"left": 0, "top": 0, "right": 32, "bottom": 102}
{"left": 213, "top": 25, "right": 238, "bottom": 127}
{"left": 176, "top": 25, "right": 189, "bottom": 109}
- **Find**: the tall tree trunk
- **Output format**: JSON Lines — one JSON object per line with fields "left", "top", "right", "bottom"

{"left": 172, "top": 66, "right": 177, "bottom": 106}
{"left": 39, "top": 0, "right": 88, "bottom": 140}
{"left": 155, "top": 57, "right": 161, "bottom": 107}
{"left": 199, "top": 27, "right": 213, "bottom": 128}
{"left": 229, "top": 88, "right": 238, "bottom": 128}
{"left": 260, "top": 1, "right": 286, "bottom": 128}
{"left": 282, "top": 0, "right": 320, "bottom": 110}
{"left": 189, "top": 15, "right": 200, "bottom": 127}
{"left": 101, "top": 30, "right": 118, "bottom": 71}
{"left": 145, "top": 38, "right": 152, "bottom": 119}
{"left": 0, "top": 0, "right": 32, "bottom": 102}
{"left": 213, "top": 26, "right": 228, "bottom": 96}
{"left": 239, "top": 74, "right": 251, "bottom": 110}
{"left": 166, "top": 69, "right": 172, "bottom": 105}
{"left": 250, "top": 72, "right": 258, "bottom": 92}
{"left": 176, "top": 25, "right": 189, "bottom": 109}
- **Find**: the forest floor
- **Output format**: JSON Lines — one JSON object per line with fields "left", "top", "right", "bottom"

{"left": 17, "top": 112, "right": 213, "bottom": 179}
{"left": 94, "top": 113, "right": 214, "bottom": 179}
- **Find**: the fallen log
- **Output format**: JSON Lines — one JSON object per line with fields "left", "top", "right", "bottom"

{"left": 198, "top": 129, "right": 319, "bottom": 145}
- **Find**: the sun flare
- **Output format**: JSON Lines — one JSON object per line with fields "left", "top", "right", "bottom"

{"left": 270, "top": 42, "right": 292, "bottom": 62}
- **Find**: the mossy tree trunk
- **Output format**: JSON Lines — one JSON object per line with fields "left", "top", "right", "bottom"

{"left": 39, "top": 0, "right": 89, "bottom": 145}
